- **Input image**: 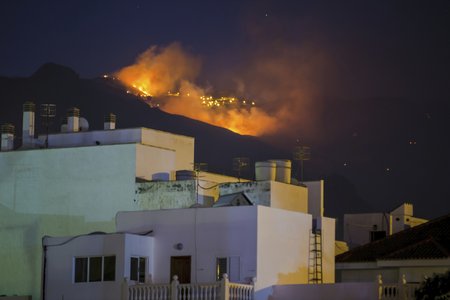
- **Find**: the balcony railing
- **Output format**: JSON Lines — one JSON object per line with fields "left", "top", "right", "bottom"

{"left": 378, "top": 275, "right": 420, "bottom": 300}
{"left": 122, "top": 274, "right": 254, "bottom": 300}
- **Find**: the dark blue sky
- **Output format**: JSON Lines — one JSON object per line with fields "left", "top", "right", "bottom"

{"left": 1, "top": 0, "right": 449, "bottom": 102}
{"left": 1, "top": 1, "right": 450, "bottom": 219}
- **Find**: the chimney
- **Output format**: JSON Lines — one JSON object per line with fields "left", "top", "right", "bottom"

{"left": 1, "top": 123, "right": 15, "bottom": 151}
{"left": 67, "top": 107, "right": 80, "bottom": 132}
{"left": 104, "top": 113, "right": 116, "bottom": 130}
{"left": 22, "top": 101, "right": 35, "bottom": 148}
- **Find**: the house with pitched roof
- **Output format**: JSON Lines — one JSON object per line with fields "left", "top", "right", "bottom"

{"left": 336, "top": 213, "right": 450, "bottom": 284}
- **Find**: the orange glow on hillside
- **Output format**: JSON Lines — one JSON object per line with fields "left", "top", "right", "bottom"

{"left": 115, "top": 43, "right": 279, "bottom": 136}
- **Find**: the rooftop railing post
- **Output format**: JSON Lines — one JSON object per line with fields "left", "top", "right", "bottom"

{"left": 121, "top": 277, "right": 129, "bottom": 300}
{"left": 221, "top": 274, "right": 230, "bottom": 300}
{"left": 377, "top": 274, "right": 383, "bottom": 300}
{"left": 171, "top": 275, "right": 179, "bottom": 300}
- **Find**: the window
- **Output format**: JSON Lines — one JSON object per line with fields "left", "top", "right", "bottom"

{"left": 130, "top": 256, "right": 146, "bottom": 283}
{"left": 370, "top": 230, "right": 386, "bottom": 242}
{"left": 216, "top": 256, "right": 240, "bottom": 282}
{"left": 74, "top": 255, "right": 116, "bottom": 283}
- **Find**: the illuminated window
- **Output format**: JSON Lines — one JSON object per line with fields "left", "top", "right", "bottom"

{"left": 216, "top": 257, "right": 240, "bottom": 282}
{"left": 130, "top": 256, "right": 146, "bottom": 283}
{"left": 74, "top": 256, "right": 116, "bottom": 283}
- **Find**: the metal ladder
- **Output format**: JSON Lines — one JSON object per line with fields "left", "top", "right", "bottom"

{"left": 308, "top": 229, "right": 323, "bottom": 284}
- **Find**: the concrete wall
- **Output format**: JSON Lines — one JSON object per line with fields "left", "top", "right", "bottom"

{"left": 319, "top": 216, "right": 336, "bottom": 283}
{"left": 269, "top": 282, "right": 378, "bottom": 300}
{"left": 303, "top": 180, "right": 324, "bottom": 217}
{"left": 140, "top": 128, "right": 194, "bottom": 171}
{"left": 256, "top": 207, "right": 312, "bottom": 290}
{"left": 0, "top": 142, "right": 178, "bottom": 300}
{"left": 135, "top": 144, "right": 176, "bottom": 181}
{"left": 337, "top": 259, "right": 450, "bottom": 284}
{"left": 218, "top": 181, "right": 308, "bottom": 213}
{"left": 269, "top": 181, "right": 308, "bottom": 213}
{"left": 343, "top": 213, "right": 389, "bottom": 248}
{"left": 116, "top": 207, "right": 258, "bottom": 284}
{"left": 43, "top": 233, "right": 153, "bottom": 300}
{"left": 42, "top": 127, "right": 194, "bottom": 172}
{"left": 135, "top": 180, "right": 196, "bottom": 210}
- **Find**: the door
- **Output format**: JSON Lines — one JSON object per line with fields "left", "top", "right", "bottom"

{"left": 170, "top": 256, "right": 191, "bottom": 283}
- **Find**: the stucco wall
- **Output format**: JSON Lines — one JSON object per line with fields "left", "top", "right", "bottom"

{"left": 344, "top": 213, "right": 389, "bottom": 248}
{"left": 269, "top": 181, "right": 308, "bottom": 213}
{"left": 0, "top": 143, "right": 173, "bottom": 300}
{"left": 140, "top": 128, "right": 194, "bottom": 171}
{"left": 43, "top": 233, "right": 153, "bottom": 300}
{"left": 256, "top": 206, "right": 312, "bottom": 289}
{"left": 269, "top": 282, "right": 378, "bottom": 300}
{"left": 319, "top": 216, "right": 336, "bottom": 283}
{"left": 116, "top": 207, "right": 258, "bottom": 284}
{"left": 135, "top": 144, "right": 176, "bottom": 181}
{"left": 303, "top": 180, "right": 324, "bottom": 217}
{"left": 135, "top": 180, "right": 196, "bottom": 210}
{"left": 218, "top": 181, "right": 308, "bottom": 213}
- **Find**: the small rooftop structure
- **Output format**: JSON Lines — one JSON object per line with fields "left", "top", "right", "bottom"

{"left": 213, "top": 192, "right": 253, "bottom": 207}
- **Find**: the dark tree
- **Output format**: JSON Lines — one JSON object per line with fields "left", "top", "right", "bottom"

{"left": 415, "top": 271, "right": 450, "bottom": 300}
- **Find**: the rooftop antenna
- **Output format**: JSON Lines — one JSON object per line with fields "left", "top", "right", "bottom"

{"left": 293, "top": 145, "right": 311, "bottom": 182}
{"left": 40, "top": 104, "right": 56, "bottom": 148}
{"left": 193, "top": 162, "right": 208, "bottom": 204}
{"left": 233, "top": 157, "right": 249, "bottom": 182}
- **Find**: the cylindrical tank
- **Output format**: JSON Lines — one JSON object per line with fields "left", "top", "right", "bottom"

{"left": 269, "top": 159, "right": 292, "bottom": 184}
{"left": 175, "top": 170, "right": 196, "bottom": 181}
{"left": 255, "top": 161, "right": 276, "bottom": 181}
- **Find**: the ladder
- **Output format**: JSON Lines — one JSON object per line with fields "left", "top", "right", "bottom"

{"left": 308, "top": 229, "right": 323, "bottom": 284}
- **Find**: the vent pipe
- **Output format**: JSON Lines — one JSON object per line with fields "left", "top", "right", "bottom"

{"left": 1, "top": 123, "right": 15, "bottom": 151}
{"left": 67, "top": 107, "right": 80, "bottom": 132}
{"left": 22, "top": 101, "right": 35, "bottom": 148}
{"left": 104, "top": 113, "right": 116, "bottom": 130}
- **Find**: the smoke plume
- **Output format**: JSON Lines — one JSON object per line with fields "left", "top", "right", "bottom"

{"left": 116, "top": 43, "right": 280, "bottom": 136}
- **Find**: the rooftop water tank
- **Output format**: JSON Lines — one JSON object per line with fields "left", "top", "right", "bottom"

{"left": 255, "top": 161, "right": 276, "bottom": 181}
{"left": 269, "top": 159, "right": 292, "bottom": 184}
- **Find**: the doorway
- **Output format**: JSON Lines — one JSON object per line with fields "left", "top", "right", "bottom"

{"left": 170, "top": 256, "right": 191, "bottom": 283}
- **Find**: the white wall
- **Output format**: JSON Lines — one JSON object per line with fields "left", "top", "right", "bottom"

{"left": 135, "top": 144, "right": 176, "bottom": 181}
{"left": 140, "top": 128, "right": 194, "bottom": 171}
{"left": 256, "top": 206, "right": 312, "bottom": 289}
{"left": 0, "top": 144, "right": 137, "bottom": 221}
{"left": 218, "top": 181, "right": 308, "bottom": 213}
{"left": 116, "top": 207, "right": 258, "bottom": 284}
{"left": 319, "top": 216, "right": 336, "bottom": 283}
{"left": 269, "top": 181, "right": 308, "bottom": 213}
{"left": 343, "top": 213, "right": 389, "bottom": 248}
{"left": 270, "top": 282, "right": 378, "bottom": 300}
{"left": 303, "top": 180, "right": 324, "bottom": 217}
{"left": 0, "top": 142, "right": 179, "bottom": 300}
{"left": 43, "top": 233, "right": 152, "bottom": 300}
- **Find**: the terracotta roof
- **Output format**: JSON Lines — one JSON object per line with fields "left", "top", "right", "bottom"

{"left": 336, "top": 213, "right": 450, "bottom": 263}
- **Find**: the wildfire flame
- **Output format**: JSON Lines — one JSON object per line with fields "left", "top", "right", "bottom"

{"left": 115, "top": 43, "right": 279, "bottom": 136}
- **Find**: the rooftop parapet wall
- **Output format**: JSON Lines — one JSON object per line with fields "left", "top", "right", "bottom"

{"left": 135, "top": 180, "right": 197, "bottom": 210}
{"left": 219, "top": 181, "right": 308, "bottom": 213}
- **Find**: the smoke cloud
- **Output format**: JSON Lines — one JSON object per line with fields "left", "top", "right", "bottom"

{"left": 116, "top": 43, "right": 281, "bottom": 136}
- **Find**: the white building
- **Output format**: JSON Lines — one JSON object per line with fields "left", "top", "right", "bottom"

{"left": 1, "top": 102, "right": 336, "bottom": 300}
{"left": 343, "top": 203, "right": 427, "bottom": 249}
{"left": 43, "top": 200, "right": 335, "bottom": 300}
{"left": 336, "top": 213, "right": 450, "bottom": 289}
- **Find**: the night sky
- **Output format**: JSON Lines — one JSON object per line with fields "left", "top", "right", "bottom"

{"left": 1, "top": 0, "right": 450, "bottom": 222}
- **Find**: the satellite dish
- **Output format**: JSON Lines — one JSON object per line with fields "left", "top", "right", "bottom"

{"left": 79, "top": 117, "right": 89, "bottom": 131}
